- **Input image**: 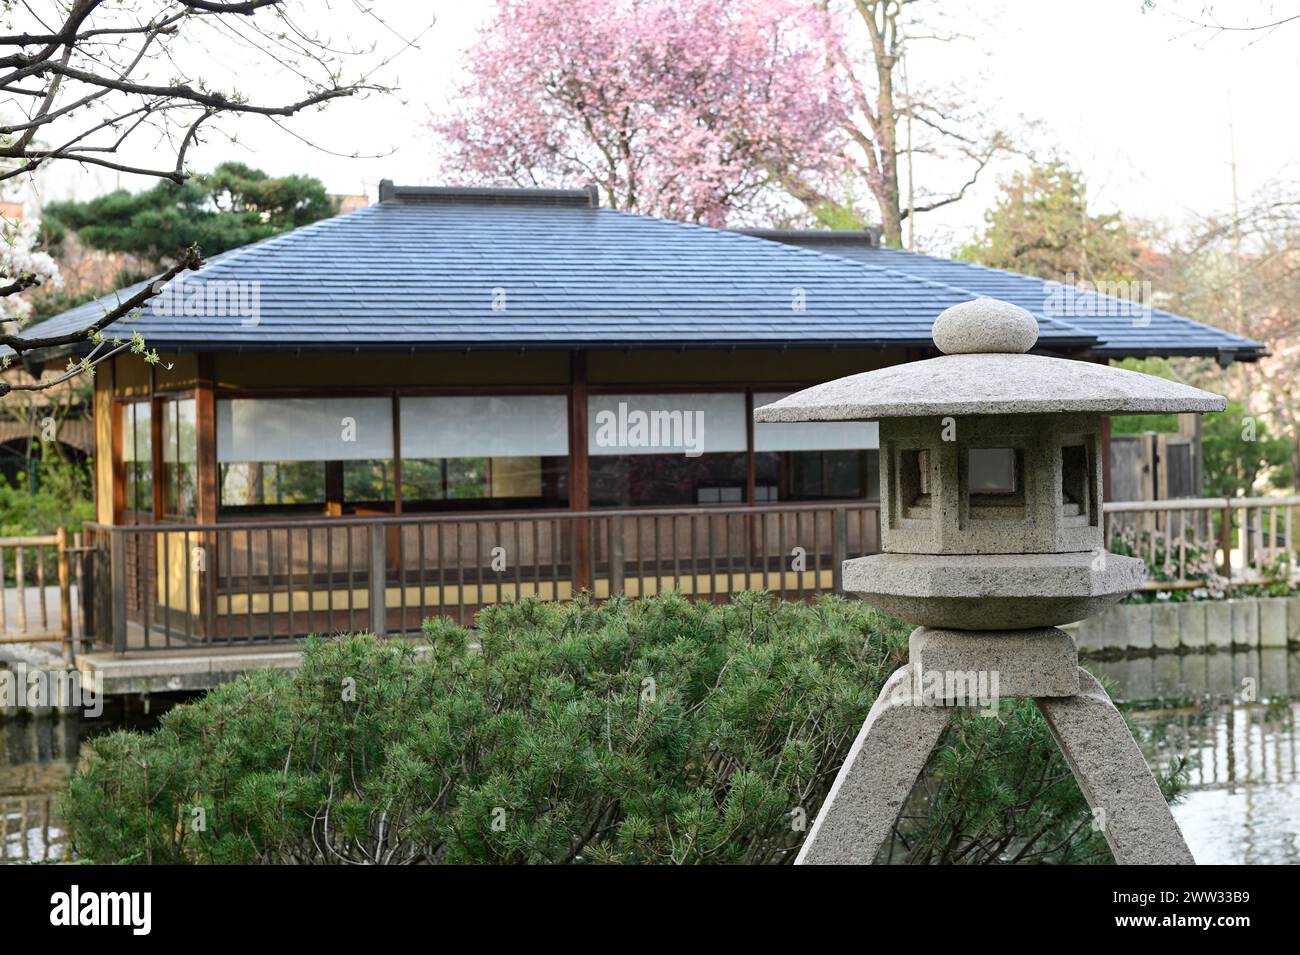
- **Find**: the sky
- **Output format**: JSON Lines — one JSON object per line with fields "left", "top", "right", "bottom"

{"left": 27, "top": 0, "right": 1300, "bottom": 255}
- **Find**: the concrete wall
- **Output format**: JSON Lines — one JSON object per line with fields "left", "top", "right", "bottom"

{"left": 1072, "top": 595, "right": 1300, "bottom": 654}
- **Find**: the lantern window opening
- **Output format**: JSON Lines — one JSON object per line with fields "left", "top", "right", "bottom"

{"left": 897, "top": 446, "right": 932, "bottom": 520}
{"left": 967, "top": 446, "right": 1021, "bottom": 496}
{"left": 1059, "top": 437, "right": 1098, "bottom": 527}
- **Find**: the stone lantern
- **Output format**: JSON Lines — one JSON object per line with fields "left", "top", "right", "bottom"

{"left": 755, "top": 297, "right": 1223, "bottom": 865}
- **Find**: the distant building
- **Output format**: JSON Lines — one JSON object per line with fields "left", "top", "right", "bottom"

{"left": 330, "top": 193, "right": 370, "bottom": 215}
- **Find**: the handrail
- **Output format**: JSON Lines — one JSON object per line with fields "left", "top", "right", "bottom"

{"left": 1103, "top": 496, "right": 1300, "bottom": 513}
{"left": 84, "top": 499, "right": 882, "bottom": 534}
{"left": 0, "top": 534, "right": 60, "bottom": 547}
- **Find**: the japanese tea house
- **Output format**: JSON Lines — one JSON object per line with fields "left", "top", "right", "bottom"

{"left": 14, "top": 182, "right": 1264, "bottom": 653}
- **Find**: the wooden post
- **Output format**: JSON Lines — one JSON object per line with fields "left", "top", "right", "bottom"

{"left": 391, "top": 392, "right": 402, "bottom": 514}
{"left": 369, "top": 523, "right": 387, "bottom": 637}
{"left": 110, "top": 527, "right": 127, "bottom": 654}
{"left": 744, "top": 389, "right": 756, "bottom": 505}
{"left": 57, "top": 527, "right": 72, "bottom": 664}
{"left": 195, "top": 355, "right": 218, "bottom": 523}
{"left": 745, "top": 389, "right": 758, "bottom": 565}
{"left": 608, "top": 516, "right": 625, "bottom": 596}
{"left": 1218, "top": 504, "right": 1233, "bottom": 580}
{"left": 195, "top": 354, "right": 218, "bottom": 639}
{"left": 569, "top": 352, "right": 591, "bottom": 592}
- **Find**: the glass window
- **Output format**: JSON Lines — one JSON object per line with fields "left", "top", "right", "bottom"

{"left": 754, "top": 449, "right": 879, "bottom": 503}
{"left": 217, "top": 397, "right": 394, "bottom": 515}
{"left": 590, "top": 452, "right": 748, "bottom": 508}
{"left": 753, "top": 393, "right": 879, "bottom": 502}
{"left": 220, "top": 461, "right": 326, "bottom": 509}
{"left": 121, "top": 401, "right": 152, "bottom": 518}
{"left": 587, "top": 393, "right": 747, "bottom": 507}
{"left": 399, "top": 396, "right": 569, "bottom": 511}
{"left": 161, "top": 397, "right": 197, "bottom": 518}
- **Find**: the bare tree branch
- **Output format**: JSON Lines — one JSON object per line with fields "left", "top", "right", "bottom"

{"left": 1, "top": 0, "right": 424, "bottom": 396}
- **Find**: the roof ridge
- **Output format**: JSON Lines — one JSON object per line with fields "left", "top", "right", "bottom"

{"left": 378, "top": 181, "right": 599, "bottom": 207}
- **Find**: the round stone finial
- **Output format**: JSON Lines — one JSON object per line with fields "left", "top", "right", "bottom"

{"left": 932, "top": 297, "right": 1039, "bottom": 355}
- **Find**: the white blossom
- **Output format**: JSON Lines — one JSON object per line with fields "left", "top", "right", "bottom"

{"left": 1, "top": 216, "right": 62, "bottom": 324}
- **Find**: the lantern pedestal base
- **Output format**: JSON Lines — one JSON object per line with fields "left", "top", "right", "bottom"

{"left": 796, "top": 641, "right": 1194, "bottom": 865}
{"left": 909, "top": 626, "right": 1080, "bottom": 699}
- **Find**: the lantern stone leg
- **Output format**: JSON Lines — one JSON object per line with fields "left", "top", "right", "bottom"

{"left": 1037, "top": 670, "right": 1195, "bottom": 865}
{"left": 797, "top": 630, "right": 1195, "bottom": 865}
{"left": 796, "top": 666, "right": 954, "bottom": 865}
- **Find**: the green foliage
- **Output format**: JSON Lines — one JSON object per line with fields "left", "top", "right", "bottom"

{"left": 958, "top": 160, "right": 1137, "bottom": 283}
{"left": 42, "top": 162, "right": 335, "bottom": 261}
{"left": 1201, "top": 401, "right": 1293, "bottom": 497}
{"left": 63, "top": 593, "right": 1174, "bottom": 864}
{"left": 0, "top": 456, "right": 94, "bottom": 538}
{"left": 808, "top": 196, "right": 874, "bottom": 231}
{"left": 1105, "top": 362, "right": 1294, "bottom": 495}
{"left": 1108, "top": 359, "right": 1182, "bottom": 435}
{"left": 0, "top": 457, "right": 94, "bottom": 585}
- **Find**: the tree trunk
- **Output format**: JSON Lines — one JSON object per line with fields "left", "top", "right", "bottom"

{"left": 856, "top": 0, "right": 903, "bottom": 246}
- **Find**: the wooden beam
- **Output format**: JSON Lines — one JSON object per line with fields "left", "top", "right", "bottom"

{"left": 569, "top": 351, "right": 591, "bottom": 590}
{"left": 391, "top": 392, "right": 402, "bottom": 514}
{"left": 108, "top": 362, "right": 125, "bottom": 524}
{"left": 195, "top": 354, "right": 218, "bottom": 524}
{"left": 195, "top": 354, "right": 219, "bottom": 638}
{"left": 745, "top": 388, "right": 756, "bottom": 505}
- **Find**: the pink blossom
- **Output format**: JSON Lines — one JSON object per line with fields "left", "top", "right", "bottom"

{"left": 430, "top": 0, "right": 849, "bottom": 227}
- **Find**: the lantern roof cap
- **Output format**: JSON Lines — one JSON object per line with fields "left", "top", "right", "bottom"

{"left": 754, "top": 297, "right": 1227, "bottom": 421}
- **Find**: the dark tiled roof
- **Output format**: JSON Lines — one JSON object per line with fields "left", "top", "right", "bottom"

{"left": 11, "top": 185, "right": 1098, "bottom": 357}
{"left": 12, "top": 186, "right": 1258, "bottom": 361}
{"left": 751, "top": 235, "right": 1263, "bottom": 362}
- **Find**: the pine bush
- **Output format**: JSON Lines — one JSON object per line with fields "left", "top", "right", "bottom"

{"left": 63, "top": 592, "right": 1179, "bottom": 864}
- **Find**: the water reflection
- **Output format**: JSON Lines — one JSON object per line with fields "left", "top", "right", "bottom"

{"left": 1089, "top": 648, "right": 1300, "bottom": 865}
{"left": 0, "top": 715, "right": 78, "bottom": 862}
{"left": 1, "top": 689, "right": 186, "bottom": 863}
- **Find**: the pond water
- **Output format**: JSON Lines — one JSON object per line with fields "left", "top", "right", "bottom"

{"left": 1, "top": 691, "right": 187, "bottom": 863}
{"left": 3, "top": 648, "right": 1298, "bottom": 864}
{"left": 1090, "top": 648, "right": 1300, "bottom": 865}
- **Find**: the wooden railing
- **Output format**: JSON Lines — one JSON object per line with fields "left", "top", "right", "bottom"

{"left": 84, "top": 502, "right": 882, "bottom": 652}
{"left": 80, "top": 496, "right": 1297, "bottom": 652}
{"left": 1103, "top": 496, "right": 1300, "bottom": 590}
{"left": 0, "top": 530, "right": 77, "bottom": 659}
